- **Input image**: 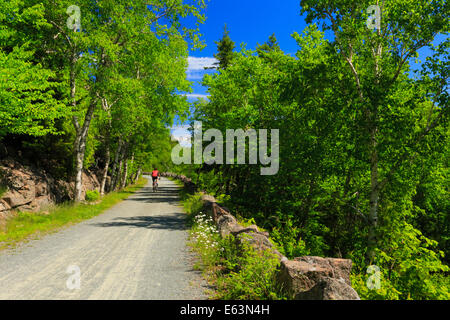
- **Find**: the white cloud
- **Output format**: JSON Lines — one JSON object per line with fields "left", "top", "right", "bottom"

{"left": 186, "top": 71, "right": 205, "bottom": 80}
{"left": 188, "top": 57, "right": 217, "bottom": 71}
{"left": 184, "top": 93, "right": 210, "bottom": 100}
{"left": 171, "top": 125, "right": 192, "bottom": 148}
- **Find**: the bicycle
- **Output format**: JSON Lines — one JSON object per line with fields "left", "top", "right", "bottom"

{"left": 153, "top": 178, "right": 158, "bottom": 192}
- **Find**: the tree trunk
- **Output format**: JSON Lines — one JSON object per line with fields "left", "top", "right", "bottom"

{"left": 120, "top": 159, "right": 128, "bottom": 190}
{"left": 100, "top": 107, "right": 112, "bottom": 196}
{"left": 224, "top": 166, "right": 231, "bottom": 194}
{"left": 113, "top": 158, "right": 123, "bottom": 192}
{"left": 73, "top": 103, "right": 96, "bottom": 202}
{"left": 69, "top": 46, "right": 83, "bottom": 202}
{"left": 367, "top": 127, "right": 379, "bottom": 265}
{"left": 128, "top": 154, "right": 134, "bottom": 186}
{"left": 100, "top": 144, "right": 110, "bottom": 196}
{"left": 116, "top": 143, "right": 128, "bottom": 190}
{"left": 134, "top": 167, "right": 142, "bottom": 184}
{"left": 69, "top": 42, "right": 98, "bottom": 202}
{"left": 109, "top": 139, "right": 123, "bottom": 192}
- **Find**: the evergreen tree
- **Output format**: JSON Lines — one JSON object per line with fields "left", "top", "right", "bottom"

{"left": 210, "top": 24, "right": 235, "bottom": 70}
{"left": 256, "top": 33, "right": 281, "bottom": 56}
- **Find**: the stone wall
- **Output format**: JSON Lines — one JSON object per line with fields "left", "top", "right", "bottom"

{"left": 162, "top": 172, "right": 360, "bottom": 300}
{"left": 0, "top": 159, "right": 100, "bottom": 215}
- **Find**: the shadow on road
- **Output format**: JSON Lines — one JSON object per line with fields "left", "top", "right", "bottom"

{"left": 91, "top": 181, "right": 187, "bottom": 231}
{"left": 91, "top": 214, "right": 187, "bottom": 231}
{"left": 126, "top": 186, "right": 181, "bottom": 204}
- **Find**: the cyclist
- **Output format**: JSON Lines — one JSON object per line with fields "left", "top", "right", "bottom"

{"left": 151, "top": 168, "right": 160, "bottom": 190}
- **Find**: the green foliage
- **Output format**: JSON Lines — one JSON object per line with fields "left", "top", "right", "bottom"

{"left": 270, "top": 218, "right": 309, "bottom": 258}
{"left": 182, "top": 192, "right": 204, "bottom": 217}
{"left": 371, "top": 221, "right": 450, "bottom": 300}
{"left": 0, "top": 0, "right": 67, "bottom": 137}
{"left": 0, "top": 0, "right": 208, "bottom": 197}
{"left": 215, "top": 239, "right": 286, "bottom": 300}
{"left": 351, "top": 261, "right": 450, "bottom": 301}
{"left": 187, "top": 209, "right": 287, "bottom": 300}
{"left": 186, "top": 1, "right": 449, "bottom": 300}
{"left": 215, "top": 193, "right": 231, "bottom": 204}
{"left": 85, "top": 190, "right": 100, "bottom": 202}
{"left": 256, "top": 33, "right": 281, "bottom": 57}
{"left": 351, "top": 273, "right": 402, "bottom": 300}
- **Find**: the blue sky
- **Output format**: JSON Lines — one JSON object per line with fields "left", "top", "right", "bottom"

{"left": 184, "top": 0, "right": 308, "bottom": 99}
{"left": 172, "top": 0, "right": 308, "bottom": 144}
{"left": 171, "top": 1, "right": 447, "bottom": 145}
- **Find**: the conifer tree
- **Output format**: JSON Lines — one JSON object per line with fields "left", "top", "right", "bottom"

{"left": 210, "top": 24, "right": 235, "bottom": 70}
{"left": 256, "top": 33, "right": 281, "bottom": 56}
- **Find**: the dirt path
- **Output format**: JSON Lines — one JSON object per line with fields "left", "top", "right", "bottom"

{"left": 0, "top": 177, "right": 207, "bottom": 300}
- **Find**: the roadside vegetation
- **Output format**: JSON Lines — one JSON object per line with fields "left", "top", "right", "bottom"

{"left": 0, "top": 178, "right": 147, "bottom": 250}
{"left": 174, "top": 0, "right": 450, "bottom": 300}
{"left": 181, "top": 190, "right": 288, "bottom": 300}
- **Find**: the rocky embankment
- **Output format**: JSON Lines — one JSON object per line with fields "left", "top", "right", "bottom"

{"left": 0, "top": 160, "right": 100, "bottom": 218}
{"left": 162, "top": 172, "right": 361, "bottom": 300}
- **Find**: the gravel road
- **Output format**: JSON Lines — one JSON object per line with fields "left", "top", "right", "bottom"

{"left": 0, "top": 177, "right": 207, "bottom": 300}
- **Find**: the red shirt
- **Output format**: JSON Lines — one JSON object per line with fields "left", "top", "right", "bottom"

{"left": 152, "top": 170, "right": 159, "bottom": 178}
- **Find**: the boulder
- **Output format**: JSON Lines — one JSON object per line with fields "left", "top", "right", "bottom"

{"left": 33, "top": 196, "right": 52, "bottom": 209}
{"left": 277, "top": 256, "right": 358, "bottom": 299}
{"left": 293, "top": 256, "right": 353, "bottom": 286}
{"left": 216, "top": 213, "right": 238, "bottom": 237}
{"left": 0, "top": 200, "right": 11, "bottom": 212}
{"left": 2, "top": 189, "right": 33, "bottom": 208}
{"left": 201, "top": 194, "right": 216, "bottom": 204}
{"left": 35, "top": 180, "right": 49, "bottom": 197}
{"left": 295, "top": 277, "right": 360, "bottom": 300}
{"left": 278, "top": 259, "right": 331, "bottom": 294}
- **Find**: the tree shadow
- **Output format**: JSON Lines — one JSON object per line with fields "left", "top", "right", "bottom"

{"left": 91, "top": 180, "right": 187, "bottom": 230}
{"left": 122, "top": 184, "right": 182, "bottom": 204}
{"left": 91, "top": 214, "right": 187, "bottom": 231}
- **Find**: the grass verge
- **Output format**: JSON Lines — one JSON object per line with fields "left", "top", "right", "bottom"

{"left": 0, "top": 178, "right": 148, "bottom": 250}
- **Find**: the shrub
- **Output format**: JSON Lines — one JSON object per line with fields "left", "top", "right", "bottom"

{"left": 85, "top": 190, "right": 100, "bottom": 202}
{"left": 187, "top": 209, "right": 288, "bottom": 300}
{"left": 215, "top": 239, "right": 286, "bottom": 300}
